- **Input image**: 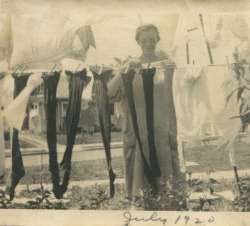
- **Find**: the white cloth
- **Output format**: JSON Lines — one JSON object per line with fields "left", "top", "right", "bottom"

{"left": 173, "top": 65, "right": 239, "bottom": 144}
{"left": 172, "top": 14, "right": 249, "bottom": 67}
{"left": 0, "top": 11, "right": 13, "bottom": 64}
{"left": 3, "top": 73, "right": 42, "bottom": 130}
{"left": 13, "top": 24, "right": 95, "bottom": 70}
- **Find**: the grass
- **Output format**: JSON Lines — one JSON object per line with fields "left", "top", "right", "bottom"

{"left": 184, "top": 140, "right": 250, "bottom": 173}
{"left": 16, "top": 156, "right": 125, "bottom": 185}
{"left": 29, "top": 131, "right": 123, "bottom": 145}
{"left": 3, "top": 139, "right": 247, "bottom": 186}
{"left": 4, "top": 139, "right": 35, "bottom": 149}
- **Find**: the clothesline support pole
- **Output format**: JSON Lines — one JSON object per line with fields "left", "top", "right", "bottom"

{"left": 186, "top": 43, "right": 190, "bottom": 64}
{"left": 199, "top": 14, "right": 214, "bottom": 65}
{"left": 233, "top": 165, "right": 242, "bottom": 194}
{"left": 186, "top": 27, "right": 198, "bottom": 65}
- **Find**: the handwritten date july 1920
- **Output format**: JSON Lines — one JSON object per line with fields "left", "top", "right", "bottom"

{"left": 123, "top": 211, "right": 215, "bottom": 226}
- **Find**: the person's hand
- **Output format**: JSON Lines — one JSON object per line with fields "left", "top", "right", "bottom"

{"left": 121, "top": 58, "right": 141, "bottom": 73}
{"left": 160, "top": 59, "right": 176, "bottom": 69}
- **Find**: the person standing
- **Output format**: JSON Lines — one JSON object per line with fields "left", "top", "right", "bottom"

{"left": 108, "top": 24, "right": 186, "bottom": 200}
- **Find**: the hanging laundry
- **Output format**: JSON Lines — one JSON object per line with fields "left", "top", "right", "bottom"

{"left": 3, "top": 73, "right": 42, "bottom": 130}
{"left": 173, "top": 65, "right": 210, "bottom": 143}
{"left": 60, "top": 69, "right": 88, "bottom": 195}
{"left": 173, "top": 65, "right": 240, "bottom": 144}
{"left": 120, "top": 69, "right": 158, "bottom": 195}
{"left": 0, "top": 11, "right": 13, "bottom": 65}
{"left": 43, "top": 72, "right": 62, "bottom": 198}
{"left": 14, "top": 25, "right": 95, "bottom": 71}
{"left": 61, "top": 58, "right": 95, "bottom": 133}
{"left": 0, "top": 99, "right": 4, "bottom": 182}
{"left": 139, "top": 68, "right": 161, "bottom": 178}
{"left": 91, "top": 68, "right": 116, "bottom": 198}
{"left": 0, "top": 75, "right": 5, "bottom": 182}
{"left": 5, "top": 73, "right": 29, "bottom": 200}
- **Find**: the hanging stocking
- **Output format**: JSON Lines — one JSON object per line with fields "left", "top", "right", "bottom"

{"left": 91, "top": 69, "right": 116, "bottom": 198}
{"left": 43, "top": 71, "right": 62, "bottom": 198}
{"left": 60, "top": 69, "right": 88, "bottom": 195}
{"left": 139, "top": 67, "right": 161, "bottom": 178}
{"left": 121, "top": 69, "right": 158, "bottom": 194}
{"left": 6, "top": 73, "right": 31, "bottom": 200}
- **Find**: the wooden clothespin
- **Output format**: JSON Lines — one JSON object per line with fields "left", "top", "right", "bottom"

{"left": 74, "top": 64, "right": 81, "bottom": 73}
{"left": 48, "top": 64, "right": 57, "bottom": 76}
{"left": 146, "top": 63, "right": 151, "bottom": 72}
{"left": 17, "top": 66, "right": 27, "bottom": 77}
{"left": 125, "top": 63, "right": 130, "bottom": 74}
{"left": 99, "top": 64, "right": 104, "bottom": 74}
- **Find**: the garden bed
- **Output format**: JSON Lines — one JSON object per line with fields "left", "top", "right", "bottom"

{"left": 2, "top": 177, "right": 249, "bottom": 211}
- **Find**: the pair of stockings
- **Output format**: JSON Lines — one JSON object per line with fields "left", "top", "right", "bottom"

{"left": 43, "top": 70, "right": 87, "bottom": 198}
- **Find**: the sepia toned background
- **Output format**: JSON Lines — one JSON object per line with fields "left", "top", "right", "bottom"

{"left": 0, "top": 0, "right": 250, "bottom": 225}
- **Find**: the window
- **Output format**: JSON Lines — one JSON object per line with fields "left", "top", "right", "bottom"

{"left": 37, "top": 83, "right": 44, "bottom": 93}
{"left": 62, "top": 102, "right": 68, "bottom": 117}
{"left": 31, "top": 103, "right": 39, "bottom": 109}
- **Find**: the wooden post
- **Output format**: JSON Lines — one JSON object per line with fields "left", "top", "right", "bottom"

{"left": 199, "top": 14, "right": 214, "bottom": 64}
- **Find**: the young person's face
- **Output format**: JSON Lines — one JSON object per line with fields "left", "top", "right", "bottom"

{"left": 137, "top": 30, "right": 158, "bottom": 56}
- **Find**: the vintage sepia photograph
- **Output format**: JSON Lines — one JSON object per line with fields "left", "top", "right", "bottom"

{"left": 0, "top": 0, "right": 250, "bottom": 225}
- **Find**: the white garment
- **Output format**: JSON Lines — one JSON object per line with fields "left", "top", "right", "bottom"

{"left": 3, "top": 73, "right": 42, "bottom": 130}
{"left": 0, "top": 11, "right": 13, "bottom": 64}
{"left": 13, "top": 25, "right": 95, "bottom": 70}
{"left": 173, "top": 65, "right": 239, "bottom": 144}
{"left": 173, "top": 65, "right": 210, "bottom": 141}
{"left": 172, "top": 14, "right": 249, "bottom": 67}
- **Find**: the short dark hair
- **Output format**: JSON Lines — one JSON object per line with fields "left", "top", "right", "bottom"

{"left": 135, "top": 24, "right": 160, "bottom": 42}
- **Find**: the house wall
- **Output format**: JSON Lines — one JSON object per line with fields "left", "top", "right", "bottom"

{"left": 28, "top": 94, "right": 118, "bottom": 134}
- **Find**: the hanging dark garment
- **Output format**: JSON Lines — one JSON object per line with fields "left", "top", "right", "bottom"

{"left": 91, "top": 69, "right": 116, "bottom": 198}
{"left": 43, "top": 72, "right": 62, "bottom": 198}
{"left": 139, "top": 68, "right": 161, "bottom": 178}
{"left": 60, "top": 69, "right": 88, "bottom": 195}
{"left": 6, "top": 73, "right": 31, "bottom": 200}
{"left": 121, "top": 70, "right": 158, "bottom": 194}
